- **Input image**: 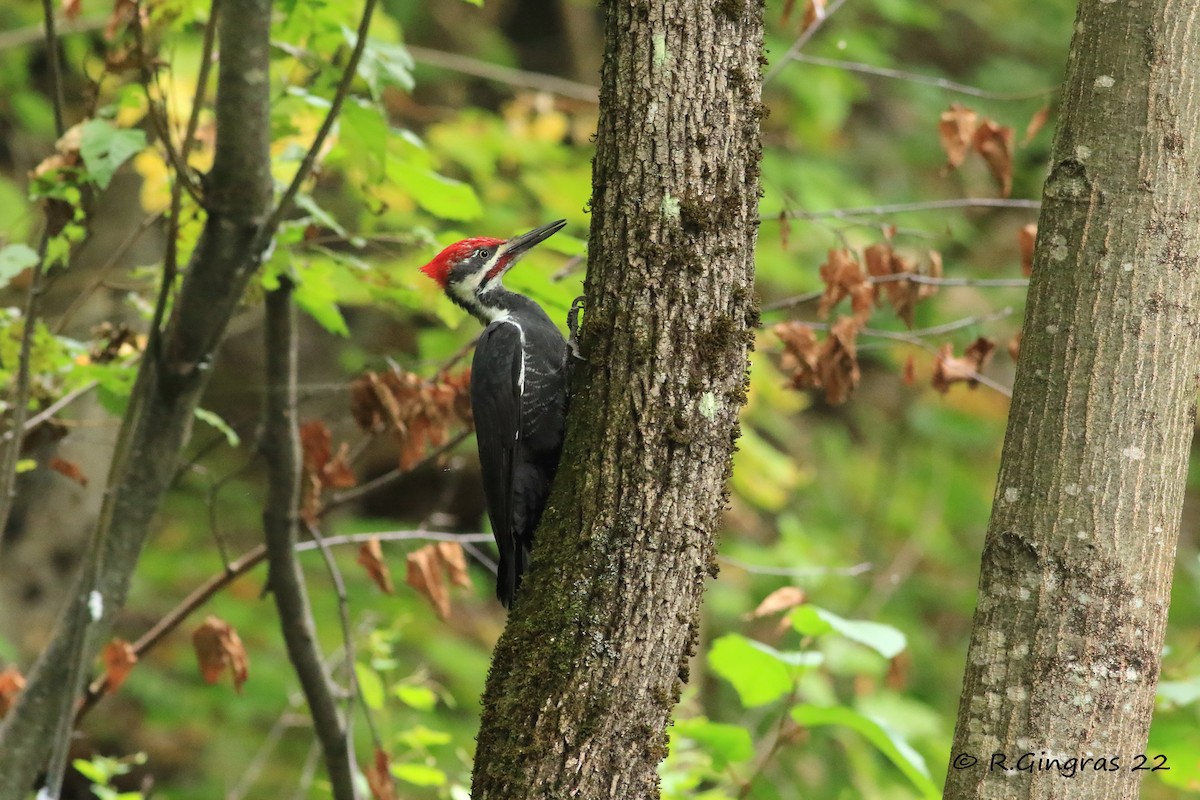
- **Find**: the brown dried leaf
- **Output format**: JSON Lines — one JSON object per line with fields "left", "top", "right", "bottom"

{"left": 774, "top": 321, "right": 820, "bottom": 390}
{"left": 938, "top": 104, "right": 978, "bottom": 170}
{"left": 192, "top": 615, "right": 249, "bottom": 692}
{"left": 931, "top": 337, "right": 996, "bottom": 393}
{"left": 436, "top": 542, "right": 472, "bottom": 589}
{"left": 406, "top": 546, "right": 451, "bottom": 620}
{"left": 972, "top": 120, "right": 1015, "bottom": 197}
{"left": 747, "top": 587, "right": 807, "bottom": 619}
{"left": 62, "top": 0, "right": 82, "bottom": 20}
{"left": 351, "top": 368, "right": 473, "bottom": 470}
{"left": 801, "top": 0, "right": 826, "bottom": 32}
{"left": 357, "top": 537, "right": 395, "bottom": 595}
{"left": 49, "top": 456, "right": 87, "bottom": 487}
{"left": 324, "top": 442, "right": 357, "bottom": 489}
{"left": 365, "top": 748, "right": 396, "bottom": 800}
{"left": 818, "top": 316, "right": 861, "bottom": 404}
{"left": 1018, "top": 224, "right": 1037, "bottom": 277}
{"left": 1022, "top": 105, "right": 1051, "bottom": 146}
{"left": 902, "top": 354, "right": 917, "bottom": 386}
{"left": 781, "top": 0, "right": 797, "bottom": 23}
{"left": 818, "top": 249, "right": 872, "bottom": 321}
{"left": 922, "top": 250, "right": 943, "bottom": 300}
{"left": 0, "top": 667, "right": 25, "bottom": 718}
{"left": 864, "top": 243, "right": 918, "bottom": 327}
{"left": 102, "top": 638, "right": 138, "bottom": 693}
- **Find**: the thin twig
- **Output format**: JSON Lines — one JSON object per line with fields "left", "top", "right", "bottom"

{"left": 261, "top": 278, "right": 356, "bottom": 800}
{"left": 867, "top": 273, "right": 1029, "bottom": 288}
{"left": 305, "top": 520, "right": 374, "bottom": 758}
{"left": 792, "top": 53, "right": 1059, "bottom": 101}
{"left": 325, "top": 429, "right": 471, "bottom": 511}
{"left": 258, "top": 0, "right": 380, "bottom": 249}
{"left": 798, "top": 315, "right": 1016, "bottom": 397}
{"left": 766, "top": 197, "right": 1040, "bottom": 222}
{"left": 764, "top": 0, "right": 852, "bottom": 85}
{"left": 74, "top": 529, "right": 493, "bottom": 721}
{"left": 406, "top": 44, "right": 599, "bottom": 103}
{"left": 54, "top": 212, "right": 165, "bottom": 334}
{"left": 41, "top": 0, "right": 66, "bottom": 136}
{"left": 719, "top": 557, "right": 873, "bottom": 578}
{"left": 0, "top": 381, "right": 98, "bottom": 444}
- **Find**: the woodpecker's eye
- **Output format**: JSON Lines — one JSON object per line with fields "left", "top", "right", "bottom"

{"left": 475, "top": 247, "right": 491, "bottom": 259}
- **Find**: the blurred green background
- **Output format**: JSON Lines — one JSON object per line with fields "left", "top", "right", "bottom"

{"left": 0, "top": 0, "right": 1197, "bottom": 797}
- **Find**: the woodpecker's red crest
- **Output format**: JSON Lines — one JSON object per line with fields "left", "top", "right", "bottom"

{"left": 419, "top": 237, "right": 505, "bottom": 289}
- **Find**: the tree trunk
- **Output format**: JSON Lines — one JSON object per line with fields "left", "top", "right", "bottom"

{"left": 944, "top": 1, "right": 1200, "bottom": 798}
{"left": 470, "top": 0, "right": 763, "bottom": 797}
{"left": 0, "top": 2, "right": 273, "bottom": 794}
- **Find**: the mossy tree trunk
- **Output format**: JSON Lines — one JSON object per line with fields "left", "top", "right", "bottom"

{"left": 470, "top": 0, "right": 763, "bottom": 797}
{"left": 944, "top": 1, "right": 1200, "bottom": 798}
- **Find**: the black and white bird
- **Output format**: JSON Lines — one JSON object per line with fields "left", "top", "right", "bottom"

{"left": 419, "top": 220, "right": 570, "bottom": 608}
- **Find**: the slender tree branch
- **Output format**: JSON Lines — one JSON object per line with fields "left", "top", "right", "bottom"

{"left": 406, "top": 44, "right": 599, "bottom": 103}
{"left": 74, "top": 529, "right": 494, "bottom": 722}
{"left": 764, "top": 0, "right": 852, "bottom": 85}
{"left": 324, "top": 429, "right": 471, "bottom": 511}
{"left": 259, "top": 0, "right": 379, "bottom": 248}
{"left": 718, "top": 557, "right": 873, "bottom": 578}
{"left": 764, "top": 197, "right": 1040, "bottom": 222}
{"left": 0, "top": 381, "right": 98, "bottom": 444}
{"left": 792, "top": 53, "right": 1059, "bottom": 101}
{"left": 261, "top": 280, "right": 357, "bottom": 800}
{"left": 54, "top": 211, "right": 164, "bottom": 334}
{"left": 40, "top": 0, "right": 66, "bottom": 136}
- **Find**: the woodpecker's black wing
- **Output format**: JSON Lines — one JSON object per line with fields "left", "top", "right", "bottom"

{"left": 471, "top": 321, "right": 526, "bottom": 607}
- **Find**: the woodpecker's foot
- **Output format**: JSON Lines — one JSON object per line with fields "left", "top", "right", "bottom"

{"left": 567, "top": 295, "right": 587, "bottom": 361}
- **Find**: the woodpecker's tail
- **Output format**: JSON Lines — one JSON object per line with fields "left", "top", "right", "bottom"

{"left": 495, "top": 544, "right": 533, "bottom": 609}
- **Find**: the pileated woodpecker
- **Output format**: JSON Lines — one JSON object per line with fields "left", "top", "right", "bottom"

{"left": 419, "top": 220, "right": 569, "bottom": 608}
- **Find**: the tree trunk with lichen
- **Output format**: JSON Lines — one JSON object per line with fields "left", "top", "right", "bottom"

{"left": 470, "top": 0, "right": 763, "bottom": 797}
{"left": 944, "top": 1, "right": 1200, "bottom": 799}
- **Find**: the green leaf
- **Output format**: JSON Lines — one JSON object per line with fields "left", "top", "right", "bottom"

{"left": 339, "top": 101, "right": 390, "bottom": 183}
{"left": 355, "top": 663, "right": 385, "bottom": 710}
{"left": 79, "top": 119, "right": 147, "bottom": 189}
{"left": 15, "top": 459, "right": 37, "bottom": 473}
{"left": 0, "top": 243, "right": 38, "bottom": 288}
{"left": 792, "top": 606, "right": 908, "bottom": 659}
{"left": 351, "top": 28, "right": 415, "bottom": 98}
{"left": 393, "top": 683, "right": 437, "bottom": 711}
{"left": 293, "top": 261, "right": 351, "bottom": 337}
{"left": 194, "top": 408, "right": 240, "bottom": 448}
{"left": 390, "top": 762, "right": 447, "bottom": 787}
{"left": 707, "top": 633, "right": 792, "bottom": 707}
{"left": 672, "top": 717, "right": 754, "bottom": 768}
{"left": 386, "top": 161, "right": 482, "bottom": 222}
{"left": 395, "top": 725, "right": 452, "bottom": 749}
{"left": 791, "top": 705, "right": 938, "bottom": 799}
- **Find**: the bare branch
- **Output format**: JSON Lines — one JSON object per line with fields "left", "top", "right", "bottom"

{"left": 792, "top": 53, "right": 1059, "bottom": 101}
{"left": 260, "top": 0, "right": 380, "bottom": 248}
{"left": 765, "top": 197, "right": 1040, "bottom": 222}
{"left": 261, "top": 280, "right": 356, "bottom": 800}
{"left": 764, "top": 0, "right": 852, "bottom": 85}
{"left": 406, "top": 45, "right": 599, "bottom": 103}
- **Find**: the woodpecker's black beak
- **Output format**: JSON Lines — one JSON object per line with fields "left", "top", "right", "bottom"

{"left": 500, "top": 219, "right": 567, "bottom": 263}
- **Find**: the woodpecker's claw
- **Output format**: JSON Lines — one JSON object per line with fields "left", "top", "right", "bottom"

{"left": 567, "top": 295, "right": 586, "bottom": 361}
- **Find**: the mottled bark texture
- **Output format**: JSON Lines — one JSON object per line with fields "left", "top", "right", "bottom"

{"left": 944, "top": 2, "right": 1200, "bottom": 799}
{"left": 470, "top": 0, "right": 763, "bottom": 798}
{"left": 0, "top": 2, "right": 273, "bottom": 794}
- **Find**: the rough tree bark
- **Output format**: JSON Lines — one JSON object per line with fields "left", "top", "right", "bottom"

{"left": 944, "top": 1, "right": 1200, "bottom": 798}
{"left": 0, "top": 2, "right": 273, "bottom": 794}
{"left": 471, "top": 0, "right": 763, "bottom": 798}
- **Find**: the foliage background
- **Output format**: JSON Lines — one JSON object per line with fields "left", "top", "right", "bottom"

{"left": 0, "top": 0, "right": 1197, "bottom": 797}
